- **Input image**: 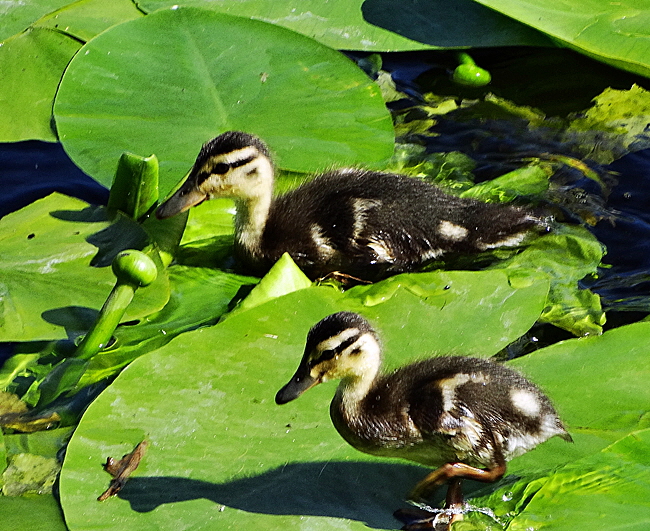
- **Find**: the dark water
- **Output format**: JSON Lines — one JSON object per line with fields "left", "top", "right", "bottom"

{"left": 0, "top": 140, "right": 108, "bottom": 219}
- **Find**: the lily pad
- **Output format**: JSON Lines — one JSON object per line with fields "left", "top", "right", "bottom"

{"left": 74, "top": 265, "right": 258, "bottom": 389}
{"left": 0, "top": 494, "right": 68, "bottom": 531}
{"left": 472, "top": 0, "right": 650, "bottom": 78}
{"left": 137, "top": 0, "right": 552, "bottom": 51}
{"left": 34, "top": 0, "right": 144, "bottom": 42}
{"left": 59, "top": 268, "right": 548, "bottom": 530}
{"left": 0, "top": 27, "right": 80, "bottom": 142}
{"left": 0, "top": 0, "right": 71, "bottom": 41}
{"left": 508, "top": 429, "right": 650, "bottom": 530}
{"left": 0, "top": 193, "right": 169, "bottom": 342}
{"left": 53, "top": 6, "right": 394, "bottom": 198}
{"left": 0, "top": 0, "right": 146, "bottom": 143}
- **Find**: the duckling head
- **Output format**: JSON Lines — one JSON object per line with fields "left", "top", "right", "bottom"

{"left": 156, "top": 131, "right": 275, "bottom": 219}
{"left": 276, "top": 312, "right": 382, "bottom": 405}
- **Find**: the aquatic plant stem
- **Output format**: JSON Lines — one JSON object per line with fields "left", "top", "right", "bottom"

{"left": 74, "top": 250, "right": 157, "bottom": 360}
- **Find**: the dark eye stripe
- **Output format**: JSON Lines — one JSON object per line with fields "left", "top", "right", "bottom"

{"left": 339, "top": 335, "right": 359, "bottom": 352}
{"left": 230, "top": 155, "right": 255, "bottom": 169}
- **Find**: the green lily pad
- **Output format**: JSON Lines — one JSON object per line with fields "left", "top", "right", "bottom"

{"left": 0, "top": 0, "right": 71, "bottom": 41}
{"left": 137, "top": 0, "right": 552, "bottom": 51}
{"left": 54, "top": 6, "right": 394, "bottom": 198}
{"left": 59, "top": 268, "right": 548, "bottom": 530}
{"left": 0, "top": 27, "right": 80, "bottom": 142}
{"left": 0, "top": 0, "right": 146, "bottom": 143}
{"left": 0, "top": 193, "right": 169, "bottom": 342}
{"left": 472, "top": 0, "right": 650, "bottom": 78}
{"left": 0, "top": 494, "right": 68, "bottom": 531}
{"left": 34, "top": 0, "right": 144, "bottom": 42}
{"left": 459, "top": 428, "right": 650, "bottom": 530}
{"left": 507, "top": 429, "right": 650, "bottom": 530}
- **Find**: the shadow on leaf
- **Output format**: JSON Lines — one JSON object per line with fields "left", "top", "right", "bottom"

{"left": 361, "top": 0, "right": 540, "bottom": 47}
{"left": 120, "top": 461, "right": 437, "bottom": 529}
{"left": 42, "top": 306, "right": 99, "bottom": 339}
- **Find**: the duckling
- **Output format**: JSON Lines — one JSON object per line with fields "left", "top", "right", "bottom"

{"left": 156, "top": 131, "right": 548, "bottom": 280}
{"left": 276, "top": 312, "right": 571, "bottom": 522}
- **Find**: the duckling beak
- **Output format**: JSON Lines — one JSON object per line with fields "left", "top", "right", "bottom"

{"left": 275, "top": 369, "right": 319, "bottom": 405}
{"left": 155, "top": 181, "right": 207, "bottom": 219}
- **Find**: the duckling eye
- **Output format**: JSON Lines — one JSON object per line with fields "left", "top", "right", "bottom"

{"left": 319, "top": 349, "right": 336, "bottom": 361}
{"left": 212, "top": 162, "right": 230, "bottom": 175}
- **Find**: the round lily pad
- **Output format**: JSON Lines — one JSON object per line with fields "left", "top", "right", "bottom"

{"left": 53, "top": 6, "right": 394, "bottom": 198}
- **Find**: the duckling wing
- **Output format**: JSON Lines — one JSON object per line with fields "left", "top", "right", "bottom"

{"left": 263, "top": 170, "right": 544, "bottom": 279}
{"left": 403, "top": 357, "right": 570, "bottom": 465}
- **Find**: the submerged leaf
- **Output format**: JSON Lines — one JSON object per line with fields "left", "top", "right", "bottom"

{"left": 0, "top": 413, "right": 61, "bottom": 433}
{"left": 0, "top": 391, "right": 28, "bottom": 416}
{"left": 568, "top": 84, "right": 650, "bottom": 164}
{"left": 489, "top": 224, "right": 605, "bottom": 336}
{"left": 1, "top": 453, "right": 60, "bottom": 496}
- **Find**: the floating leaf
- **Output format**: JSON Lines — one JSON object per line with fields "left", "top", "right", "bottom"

{"left": 472, "top": 0, "right": 650, "bottom": 78}
{"left": 59, "top": 269, "right": 548, "bottom": 530}
{"left": 0, "top": 494, "right": 68, "bottom": 531}
{"left": 0, "top": 0, "right": 71, "bottom": 41}
{"left": 137, "top": 0, "right": 552, "bottom": 51}
{"left": 0, "top": 28, "right": 80, "bottom": 142}
{"left": 54, "top": 7, "right": 394, "bottom": 198}
{"left": 0, "top": 193, "right": 169, "bottom": 342}
{"left": 34, "top": 0, "right": 144, "bottom": 42}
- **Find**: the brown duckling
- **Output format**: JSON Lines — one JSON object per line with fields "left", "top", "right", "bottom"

{"left": 156, "top": 131, "right": 547, "bottom": 280}
{"left": 276, "top": 312, "right": 571, "bottom": 523}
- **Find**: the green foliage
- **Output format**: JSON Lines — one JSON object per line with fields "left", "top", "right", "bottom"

{"left": 137, "top": 0, "right": 552, "bottom": 51}
{"left": 58, "top": 293, "right": 650, "bottom": 530}
{"left": 488, "top": 224, "right": 606, "bottom": 336}
{"left": 2, "top": 2, "right": 648, "bottom": 528}
{"left": 108, "top": 153, "right": 160, "bottom": 221}
{"left": 0, "top": 0, "right": 142, "bottom": 142}
{"left": 0, "top": 194, "right": 169, "bottom": 342}
{"left": 1, "top": 453, "right": 60, "bottom": 496}
{"left": 0, "top": 494, "right": 67, "bottom": 531}
{"left": 59, "top": 268, "right": 549, "bottom": 530}
{"left": 53, "top": 7, "right": 394, "bottom": 198}
{"left": 452, "top": 323, "right": 650, "bottom": 530}
{"left": 568, "top": 84, "right": 650, "bottom": 164}
{"left": 472, "top": 0, "right": 650, "bottom": 78}
{"left": 0, "top": 28, "right": 80, "bottom": 142}
{"left": 0, "top": 0, "right": 72, "bottom": 41}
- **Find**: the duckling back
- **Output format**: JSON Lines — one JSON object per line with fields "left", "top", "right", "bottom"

{"left": 254, "top": 169, "right": 546, "bottom": 279}
{"left": 331, "top": 355, "right": 570, "bottom": 469}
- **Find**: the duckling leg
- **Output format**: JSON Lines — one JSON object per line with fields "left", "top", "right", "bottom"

{"left": 445, "top": 478, "right": 463, "bottom": 510}
{"left": 409, "top": 455, "right": 506, "bottom": 502}
{"left": 393, "top": 481, "right": 465, "bottom": 530}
